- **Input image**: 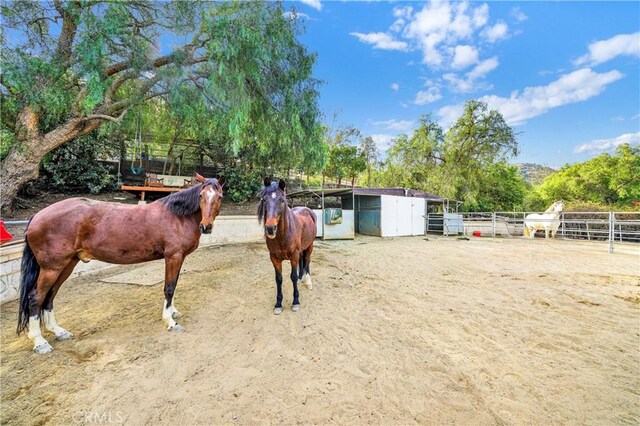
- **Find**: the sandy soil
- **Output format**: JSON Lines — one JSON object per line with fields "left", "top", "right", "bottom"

{"left": 1, "top": 236, "right": 638, "bottom": 425}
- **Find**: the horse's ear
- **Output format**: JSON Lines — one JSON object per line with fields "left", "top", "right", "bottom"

{"left": 195, "top": 173, "right": 206, "bottom": 183}
{"left": 278, "top": 179, "right": 286, "bottom": 191}
{"left": 263, "top": 177, "right": 271, "bottom": 187}
{"left": 217, "top": 175, "right": 226, "bottom": 188}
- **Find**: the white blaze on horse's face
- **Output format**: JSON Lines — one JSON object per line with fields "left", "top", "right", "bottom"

{"left": 199, "top": 184, "right": 222, "bottom": 234}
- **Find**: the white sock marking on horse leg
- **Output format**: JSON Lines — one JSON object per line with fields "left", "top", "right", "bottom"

{"left": 162, "top": 299, "right": 182, "bottom": 331}
{"left": 28, "top": 316, "right": 53, "bottom": 353}
{"left": 303, "top": 273, "right": 313, "bottom": 289}
{"left": 43, "top": 309, "right": 72, "bottom": 340}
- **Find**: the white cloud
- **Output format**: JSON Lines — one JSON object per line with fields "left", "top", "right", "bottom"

{"left": 444, "top": 56, "right": 498, "bottom": 92}
{"left": 372, "top": 119, "right": 414, "bottom": 132}
{"left": 350, "top": 32, "right": 409, "bottom": 51}
{"left": 438, "top": 68, "right": 624, "bottom": 126}
{"left": 352, "top": 1, "right": 507, "bottom": 72}
{"left": 451, "top": 45, "right": 479, "bottom": 69}
{"left": 574, "top": 132, "right": 640, "bottom": 154}
{"left": 415, "top": 86, "right": 442, "bottom": 105}
{"left": 481, "top": 21, "right": 509, "bottom": 43}
{"left": 299, "top": 0, "right": 321, "bottom": 12}
{"left": 371, "top": 134, "right": 396, "bottom": 152}
{"left": 468, "top": 56, "right": 499, "bottom": 79}
{"left": 510, "top": 7, "right": 528, "bottom": 22}
{"left": 390, "top": 82, "right": 400, "bottom": 91}
{"left": 401, "top": 0, "right": 495, "bottom": 67}
{"left": 283, "top": 11, "right": 311, "bottom": 21}
{"left": 575, "top": 32, "right": 640, "bottom": 66}
{"left": 437, "top": 103, "right": 465, "bottom": 128}
{"left": 483, "top": 68, "right": 623, "bottom": 125}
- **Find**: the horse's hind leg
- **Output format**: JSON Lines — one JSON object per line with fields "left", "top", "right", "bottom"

{"left": 27, "top": 268, "right": 63, "bottom": 354}
{"left": 290, "top": 252, "right": 301, "bottom": 312}
{"left": 43, "top": 258, "right": 79, "bottom": 341}
{"left": 301, "top": 244, "right": 313, "bottom": 289}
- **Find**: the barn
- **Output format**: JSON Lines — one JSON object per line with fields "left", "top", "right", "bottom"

{"left": 287, "top": 187, "right": 448, "bottom": 240}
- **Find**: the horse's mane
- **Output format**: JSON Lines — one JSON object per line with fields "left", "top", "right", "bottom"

{"left": 158, "top": 178, "right": 221, "bottom": 216}
{"left": 544, "top": 200, "right": 563, "bottom": 213}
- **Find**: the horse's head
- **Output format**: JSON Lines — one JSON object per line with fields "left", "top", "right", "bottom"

{"left": 258, "top": 178, "right": 287, "bottom": 239}
{"left": 552, "top": 200, "right": 564, "bottom": 213}
{"left": 195, "top": 173, "right": 225, "bottom": 234}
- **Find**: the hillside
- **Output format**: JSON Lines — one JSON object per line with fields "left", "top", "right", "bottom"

{"left": 516, "top": 163, "right": 557, "bottom": 185}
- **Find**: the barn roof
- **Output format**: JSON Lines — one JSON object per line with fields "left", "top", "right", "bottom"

{"left": 287, "top": 187, "right": 446, "bottom": 201}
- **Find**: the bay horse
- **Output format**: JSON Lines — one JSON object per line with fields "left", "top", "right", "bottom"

{"left": 17, "top": 173, "right": 224, "bottom": 354}
{"left": 524, "top": 200, "right": 564, "bottom": 238}
{"left": 258, "top": 178, "right": 316, "bottom": 315}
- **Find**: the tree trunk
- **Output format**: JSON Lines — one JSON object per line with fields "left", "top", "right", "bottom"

{"left": 1, "top": 107, "right": 100, "bottom": 212}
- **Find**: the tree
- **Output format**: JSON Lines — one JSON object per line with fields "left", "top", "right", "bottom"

{"left": 1, "top": 1, "right": 323, "bottom": 210}
{"left": 321, "top": 123, "right": 360, "bottom": 185}
{"left": 359, "top": 136, "right": 378, "bottom": 186}
{"left": 379, "top": 101, "right": 519, "bottom": 208}
{"left": 531, "top": 144, "right": 640, "bottom": 208}
{"left": 465, "top": 162, "right": 527, "bottom": 211}
{"left": 325, "top": 144, "right": 365, "bottom": 186}
{"left": 443, "top": 100, "right": 518, "bottom": 205}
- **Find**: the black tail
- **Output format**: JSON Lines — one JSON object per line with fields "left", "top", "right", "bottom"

{"left": 298, "top": 250, "right": 306, "bottom": 280}
{"left": 17, "top": 228, "right": 40, "bottom": 334}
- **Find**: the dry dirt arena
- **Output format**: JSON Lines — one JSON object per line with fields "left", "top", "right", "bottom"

{"left": 1, "top": 236, "right": 638, "bottom": 425}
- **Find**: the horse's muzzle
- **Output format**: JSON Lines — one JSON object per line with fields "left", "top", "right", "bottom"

{"left": 200, "top": 223, "right": 212, "bottom": 234}
{"left": 265, "top": 225, "right": 277, "bottom": 239}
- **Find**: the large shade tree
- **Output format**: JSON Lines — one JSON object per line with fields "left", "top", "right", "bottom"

{"left": 381, "top": 100, "right": 521, "bottom": 209}
{"left": 0, "top": 1, "right": 323, "bottom": 210}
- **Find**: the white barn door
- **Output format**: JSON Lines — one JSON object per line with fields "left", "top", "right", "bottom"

{"left": 411, "top": 198, "right": 425, "bottom": 235}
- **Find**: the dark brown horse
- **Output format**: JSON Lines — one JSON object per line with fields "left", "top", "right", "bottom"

{"left": 258, "top": 178, "right": 316, "bottom": 314}
{"left": 17, "top": 174, "right": 224, "bottom": 354}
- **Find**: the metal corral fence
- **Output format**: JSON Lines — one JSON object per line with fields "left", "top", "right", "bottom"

{"left": 427, "top": 212, "right": 640, "bottom": 254}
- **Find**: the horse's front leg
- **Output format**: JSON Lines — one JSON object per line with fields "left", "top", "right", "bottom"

{"left": 290, "top": 252, "right": 301, "bottom": 312}
{"left": 271, "top": 255, "right": 284, "bottom": 315}
{"left": 163, "top": 252, "right": 185, "bottom": 331}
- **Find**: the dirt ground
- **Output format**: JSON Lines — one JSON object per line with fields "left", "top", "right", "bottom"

{"left": 1, "top": 236, "right": 638, "bottom": 425}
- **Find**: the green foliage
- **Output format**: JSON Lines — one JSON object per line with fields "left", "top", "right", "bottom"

{"left": 222, "top": 168, "right": 263, "bottom": 203}
{"left": 2, "top": 0, "right": 324, "bottom": 203}
{"left": 379, "top": 101, "right": 520, "bottom": 210}
{"left": 464, "top": 163, "right": 528, "bottom": 211}
{"left": 43, "top": 135, "right": 118, "bottom": 194}
{"left": 325, "top": 144, "right": 366, "bottom": 185}
{"left": 530, "top": 144, "right": 640, "bottom": 209}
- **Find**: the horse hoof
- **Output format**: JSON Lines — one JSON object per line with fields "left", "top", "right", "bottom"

{"left": 273, "top": 307, "right": 283, "bottom": 315}
{"left": 168, "top": 324, "right": 184, "bottom": 333}
{"left": 55, "top": 330, "right": 73, "bottom": 341}
{"left": 292, "top": 304, "right": 300, "bottom": 312}
{"left": 34, "top": 342, "right": 54, "bottom": 354}
{"left": 172, "top": 311, "right": 183, "bottom": 319}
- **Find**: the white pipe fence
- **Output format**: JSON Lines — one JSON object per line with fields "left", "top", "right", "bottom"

{"left": 427, "top": 211, "right": 640, "bottom": 254}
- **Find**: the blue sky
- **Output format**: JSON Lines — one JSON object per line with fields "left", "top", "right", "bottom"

{"left": 286, "top": 0, "right": 640, "bottom": 167}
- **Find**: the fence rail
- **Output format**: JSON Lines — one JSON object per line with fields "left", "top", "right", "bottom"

{"left": 427, "top": 211, "right": 640, "bottom": 254}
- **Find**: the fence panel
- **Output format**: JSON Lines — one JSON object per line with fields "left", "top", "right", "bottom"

{"left": 441, "top": 211, "right": 639, "bottom": 254}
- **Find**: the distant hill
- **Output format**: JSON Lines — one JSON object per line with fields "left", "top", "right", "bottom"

{"left": 515, "top": 163, "right": 557, "bottom": 185}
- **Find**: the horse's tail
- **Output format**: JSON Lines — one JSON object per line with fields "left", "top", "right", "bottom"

{"left": 17, "top": 222, "right": 40, "bottom": 335}
{"left": 298, "top": 250, "right": 306, "bottom": 280}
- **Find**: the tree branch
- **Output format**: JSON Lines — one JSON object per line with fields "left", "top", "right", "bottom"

{"left": 85, "top": 109, "right": 129, "bottom": 124}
